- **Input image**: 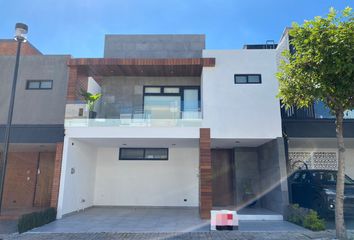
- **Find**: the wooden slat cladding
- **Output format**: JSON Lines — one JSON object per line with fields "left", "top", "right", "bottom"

{"left": 66, "top": 57, "right": 215, "bottom": 100}
{"left": 67, "top": 58, "right": 215, "bottom": 77}
{"left": 199, "top": 128, "right": 212, "bottom": 219}
{"left": 50, "top": 143, "right": 63, "bottom": 208}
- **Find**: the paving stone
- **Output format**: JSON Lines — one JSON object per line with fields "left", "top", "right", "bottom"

{"left": 0, "top": 231, "right": 348, "bottom": 240}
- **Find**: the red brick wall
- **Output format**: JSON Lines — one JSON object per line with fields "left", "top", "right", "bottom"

{"left": 0, "top": 41, "right": 41, "bottom": 56}
{"left": 67, "top": 66, "right": 88, "bottom": 101}
{"left": 50, "top": 143, "right": 63, "bottom": 208}
{"left": 2, "top": 152, "right": 39, "bottom": 209}
{"left": 1, "top": 151, "right": 56, "bottom": 210}
{"left": 199, "top": 128, "right": 212, "bottom": 219}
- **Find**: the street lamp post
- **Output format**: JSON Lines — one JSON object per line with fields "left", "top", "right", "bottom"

{"left": 0, "top": 23, "right": 28, "bottom": 215}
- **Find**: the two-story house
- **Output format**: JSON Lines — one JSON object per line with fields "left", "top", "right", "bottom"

{"left": 56, "top": 35, "right": 288, "bottom": 220}
{"left": 276, "top": 29, "right": 354, "bottom": 179}
{"left": 0, "top": 40, "right": 69, "bottom": 217}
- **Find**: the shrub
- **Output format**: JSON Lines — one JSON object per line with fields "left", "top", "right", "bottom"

{"left": 303, "top": 210, "right": 326, "bottom": 231}
{"left": 285, "top": 204, "right": 326, "bottom": 231}
{"left": 18, "top": 207, "right": 57, "bottom": 233}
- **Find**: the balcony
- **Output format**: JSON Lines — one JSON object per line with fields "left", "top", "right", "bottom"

{"left": 281, "top": 101, "right": 354, "bottom": 120}
{"left": 281, "top": 101, "right": 354, "bottom": 138}
{"left": 65, "top": 100, "right": 202, "bottom": 128}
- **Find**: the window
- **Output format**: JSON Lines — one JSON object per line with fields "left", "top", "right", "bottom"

{"left": 234, "top": 74, "right": 261, "bottom": 84}
{"left": 26, "top": 80, "right": 53, "bottom": 90}
{"left": 143, "top": 86, "right": 200, "bottom": 119}
{"left": 144, "top": 87, "right": 161, "bottom": 94}
{"left": 119, "top": 148, "right": 168, "bottom": 160}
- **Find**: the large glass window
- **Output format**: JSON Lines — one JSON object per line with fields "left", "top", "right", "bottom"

{"left": 314, "top": 101, "right": 334, "bottom": 119}
{"left": 182, "top": 89, "right": 200, "bottom": 119}
{"left": 143, "top": 86, "right": 200, "bottom": 119}
{"left": 144, "top": 96, "right": 181, "bottom": 119}
{"left": 314, "top": 101, "right": 354, "bottom": 119}
{"left": 119, "top": 148, "right": 168, "bottom": 160}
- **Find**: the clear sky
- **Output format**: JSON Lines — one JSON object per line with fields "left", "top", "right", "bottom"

{"left": 0, "top": 0, "right": 351, "bottom": 57}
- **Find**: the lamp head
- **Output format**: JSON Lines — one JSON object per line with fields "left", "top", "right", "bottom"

{"left": 14, "top": 23, "right": 28, "bottom": 42}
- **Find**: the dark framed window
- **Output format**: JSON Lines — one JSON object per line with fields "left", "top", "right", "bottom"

{"left": 119, "top": 148, "right": 168, "bottom": 160}
{"left": 143, "top": 86, "right": 201, "bottom": 119}
{"left": 234, "top": 74, "right": 262, "bottom": 84}
{"left": 26, "top": 80, "right": 53, "bottom": 90}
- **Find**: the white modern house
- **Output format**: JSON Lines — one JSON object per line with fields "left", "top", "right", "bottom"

{"left": 57, "top": 34, "right": 289, "bottom": 220}
{"left": 55, "top": 32, "right": 354, "bottom": 222}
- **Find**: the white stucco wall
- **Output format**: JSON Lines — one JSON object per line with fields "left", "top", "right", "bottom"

{"left": 58, "top": 138, "right": 97, "bottom": 217}
{"left": 289, "top": 147, "right": 354, "bottom": 178}
{"left": 93, "top": 147, "right": 199, "bottom": 207}
{"left": 202, "top": 50, "right": 282, "bottom": 139}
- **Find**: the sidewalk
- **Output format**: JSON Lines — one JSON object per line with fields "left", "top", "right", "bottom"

{"left": 3, "top": 231, "right": 352, "bottom": 240}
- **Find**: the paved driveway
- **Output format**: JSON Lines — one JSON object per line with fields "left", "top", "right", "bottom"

{"left": 30, "top": 207, "right": 305, "bottom": 233}
{"left": 3, "top": 231, "right": 349, "bottom": 240}
{"left": 326, "top": 217, "right": 354, "bottom": 229}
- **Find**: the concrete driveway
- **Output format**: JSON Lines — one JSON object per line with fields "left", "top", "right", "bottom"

{"left": 30, "top": 207, "right": 306, "bottom": 233}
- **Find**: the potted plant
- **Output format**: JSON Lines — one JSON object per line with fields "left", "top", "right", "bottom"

{"left": 80, "top": 89, "right": 102, "bottom": 119}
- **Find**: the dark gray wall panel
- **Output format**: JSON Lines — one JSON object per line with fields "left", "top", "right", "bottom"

{"left": 104, "top": 34, "right": 205, "bottom": 58}
{"left": 283, "top": 120, "right": 354, "bottom": 138}
{"left": 0, "top": 125, "right": 64, "bottom": 143}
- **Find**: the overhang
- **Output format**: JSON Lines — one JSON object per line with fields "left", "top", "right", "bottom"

{"left": 67, "top": 58, "right": 215, "bottom": 77}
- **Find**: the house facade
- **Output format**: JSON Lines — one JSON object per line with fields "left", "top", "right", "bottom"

{"left": 0, "top": 40, "right": 69, "bottom": 217}
{"left": 1, "top": 32, "right": 352, "bottom": 221}
{"left": 57, "top": 35, "right": 288, "bottom": 220}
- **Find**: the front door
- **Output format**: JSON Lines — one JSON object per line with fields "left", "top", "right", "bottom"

{"left": 212, "top": 149, "right": 235, "bottom": 207}
{"left": 33, "top": 152, "right": 55, "bottom": 207}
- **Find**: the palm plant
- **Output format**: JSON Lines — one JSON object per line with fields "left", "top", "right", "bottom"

{"left": 80, "top": 89, "right": 102, "bottom": 118}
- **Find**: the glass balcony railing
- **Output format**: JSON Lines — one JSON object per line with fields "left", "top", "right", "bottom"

{"left": 65, "top": 118, "right": 202, "bottom": 127}
{"left": 65, "top": 102, "right": 202, "bottom": 127}
{"left": 281, "top": 101, "right": 354, "bottom": 120}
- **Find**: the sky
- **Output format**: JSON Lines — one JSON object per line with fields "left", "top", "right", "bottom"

{"left": 0, "top": 0, "right": 351, "bottom": 57}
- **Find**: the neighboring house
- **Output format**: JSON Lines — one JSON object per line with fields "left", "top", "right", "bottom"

{"left": 276, "top": 29, "right": 354, "bottom": 178}
{"left": 58, "top": 34, "right": 288, "bottom": 220}
{"left": 0, "top": 40, "right": 69, "bottom": 217}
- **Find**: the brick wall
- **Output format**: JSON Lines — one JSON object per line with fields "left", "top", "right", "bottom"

{"left": 199, "top": 128, "right": 212, "bottom": 219}
{"left": 67, "top": 66, "right": 88, "bottom": 101}
{"left": 0, "top": 40, "right": 42, "bottom": 56}
{"left": 1, "top": 151, "right": 56, "bottom": 210}
{"left": 2, "top": 152, "right": 39, "bottom": 209}
{"left": 50, "top": 142, "right": 63, "bottom": 208}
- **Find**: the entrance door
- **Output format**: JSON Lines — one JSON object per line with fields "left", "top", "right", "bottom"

{"left": 33, "top": 153, "right": 55, "bottom": 207}
{"left": 212, "top": 149, "right": 235, "bottom": 207}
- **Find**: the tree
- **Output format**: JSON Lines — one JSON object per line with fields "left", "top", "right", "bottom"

{"left": 277, "top": 7, "right": 354, "bottom": 239}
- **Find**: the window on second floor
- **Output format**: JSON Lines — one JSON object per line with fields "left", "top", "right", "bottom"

{"left": 234, "top": 74, "right": 262, "bottom": 84}
{"left": 26, "top": 80, "right": 53, "bottom": 90}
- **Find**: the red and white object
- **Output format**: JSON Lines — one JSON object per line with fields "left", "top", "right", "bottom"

{"left": 210, "top": 210, "right": 238, "bottom": 231}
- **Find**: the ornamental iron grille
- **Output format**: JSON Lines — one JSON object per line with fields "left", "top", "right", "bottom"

{"left": 289, "top": 151, "right": 337, "bottom": 172}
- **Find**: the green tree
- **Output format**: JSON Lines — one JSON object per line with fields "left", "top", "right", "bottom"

{"left": 277, "top": 7, "right": 354, "bottom": 239}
